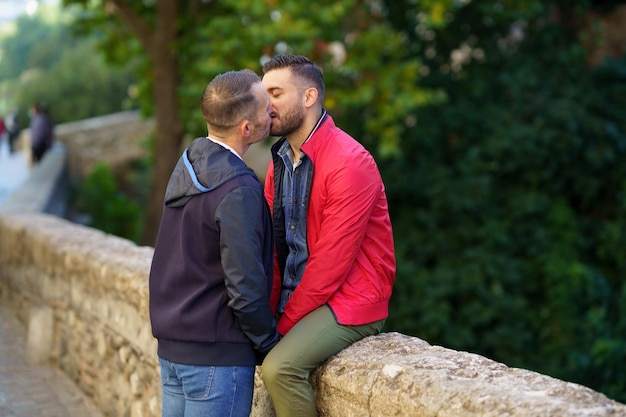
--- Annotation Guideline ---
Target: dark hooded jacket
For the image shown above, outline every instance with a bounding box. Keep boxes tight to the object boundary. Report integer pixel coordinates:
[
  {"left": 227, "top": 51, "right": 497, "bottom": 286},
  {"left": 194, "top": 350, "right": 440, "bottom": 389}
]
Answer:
[{"left": 149, "top": 137, "right": 279, "bottom": 366}]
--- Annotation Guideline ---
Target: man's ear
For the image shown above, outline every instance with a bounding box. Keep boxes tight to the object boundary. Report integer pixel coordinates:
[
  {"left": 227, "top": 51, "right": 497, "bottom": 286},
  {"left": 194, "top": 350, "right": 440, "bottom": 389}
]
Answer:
[
  {"left": 303, "top": 87, "right": 319, "bottom": 109},
  {"left": 239, "top": 119, "right": 252, "bottom": 137}
]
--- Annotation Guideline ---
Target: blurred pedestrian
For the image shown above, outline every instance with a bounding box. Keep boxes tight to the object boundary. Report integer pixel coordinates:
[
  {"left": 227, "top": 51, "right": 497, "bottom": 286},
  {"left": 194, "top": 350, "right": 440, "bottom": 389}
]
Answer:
[
  {"left": 5, "top": 108, "right": 20, "bottom": 155},
  {"left": 0, "top": 114, "right": 5, "bottom": 157},
  {"left": 29, "top": 103, "right": 53, "bottom": 164}
]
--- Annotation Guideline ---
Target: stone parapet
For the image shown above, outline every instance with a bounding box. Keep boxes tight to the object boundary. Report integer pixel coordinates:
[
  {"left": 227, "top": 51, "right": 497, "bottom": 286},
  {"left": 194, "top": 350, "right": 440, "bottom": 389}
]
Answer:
[
  {"left": 53, "top": 110, "right": 155, "bottom": 182},
  {"left": 0, "top": 213, "right": 157, "bottom": 417},
  {"left": 1, "top": 212, "right": 624, "bottom": 417}
]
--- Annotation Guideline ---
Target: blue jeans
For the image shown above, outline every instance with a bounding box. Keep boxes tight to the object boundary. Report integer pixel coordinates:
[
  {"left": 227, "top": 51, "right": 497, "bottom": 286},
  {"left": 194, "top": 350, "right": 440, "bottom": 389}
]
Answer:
[{"left": 159, "top": 357, "right": 255, "bottom": 417}]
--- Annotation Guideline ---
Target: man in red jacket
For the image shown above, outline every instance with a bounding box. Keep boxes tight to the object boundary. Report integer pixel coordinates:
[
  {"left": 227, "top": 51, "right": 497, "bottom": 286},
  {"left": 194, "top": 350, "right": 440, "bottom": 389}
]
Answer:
[{"left": 261, "top": 55, "right": 396, "bottom": 417}]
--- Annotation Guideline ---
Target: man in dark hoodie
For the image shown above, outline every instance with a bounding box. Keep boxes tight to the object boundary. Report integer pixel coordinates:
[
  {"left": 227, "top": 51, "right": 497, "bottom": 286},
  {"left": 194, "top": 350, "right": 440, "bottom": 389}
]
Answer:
[{"left": 149, "top": 69, "right": 279, "bottom": 417}]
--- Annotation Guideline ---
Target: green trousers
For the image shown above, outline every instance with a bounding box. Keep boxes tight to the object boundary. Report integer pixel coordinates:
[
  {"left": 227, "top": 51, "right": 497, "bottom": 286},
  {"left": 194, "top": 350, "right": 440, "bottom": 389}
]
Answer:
[{"left": 261, "top": 305, "right": 384, "bottom": 417}]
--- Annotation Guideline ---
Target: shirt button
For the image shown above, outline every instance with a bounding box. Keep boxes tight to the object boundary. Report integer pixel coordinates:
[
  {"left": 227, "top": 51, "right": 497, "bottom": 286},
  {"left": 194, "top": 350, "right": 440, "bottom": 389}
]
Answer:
[
  {"left": 292, "top": 250, "right": 297, "bottom": 254},
  {"left": 290, "top": 225, "right": 295, "bottom": 230}
]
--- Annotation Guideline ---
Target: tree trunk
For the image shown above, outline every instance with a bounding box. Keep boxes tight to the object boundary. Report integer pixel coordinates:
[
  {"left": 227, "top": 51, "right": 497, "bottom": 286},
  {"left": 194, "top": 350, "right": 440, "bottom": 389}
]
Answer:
[
  {"left": 140, "top": 62, "right": 183, "bottom": 246},
  {"left": 140, "top": 0, "right": 183, "bottom": 246}
]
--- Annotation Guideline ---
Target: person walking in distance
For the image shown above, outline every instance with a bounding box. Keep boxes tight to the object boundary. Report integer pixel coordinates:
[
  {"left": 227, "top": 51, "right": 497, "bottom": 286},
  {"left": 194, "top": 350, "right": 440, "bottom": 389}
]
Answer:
[
  {"left": 0, "top": 114, "right": 5, "bottom": 156},
  {"left": 5, "top": 108, "right": 20, "bottom": 155},
  {"left": 260, "top": 55, "right": 396, "bottom": 417},
  {"left": 29, "top": 103, "right": 53, "bottom": 164},
  {"left": 149, "top": 69, "right": 279, "bottom": 417}
]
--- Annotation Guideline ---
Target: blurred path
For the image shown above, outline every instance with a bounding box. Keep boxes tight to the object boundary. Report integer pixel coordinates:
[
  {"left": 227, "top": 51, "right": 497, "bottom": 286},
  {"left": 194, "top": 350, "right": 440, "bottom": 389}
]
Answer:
[
  {"left": 0, "top": 305, "right": 104, "bottom": 417},
  {"left": 0, "top": 137, "right": 30, "bottom": 206}
]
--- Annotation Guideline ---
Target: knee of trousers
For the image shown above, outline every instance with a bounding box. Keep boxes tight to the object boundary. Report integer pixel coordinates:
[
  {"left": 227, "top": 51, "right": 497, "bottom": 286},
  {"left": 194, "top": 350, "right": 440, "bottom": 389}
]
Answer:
[
  {"left": 261, "top": 353, "right": 281, "bottom": 385},
  {"left": 261, "top": 351, "right": 303, "bottom": 386}
]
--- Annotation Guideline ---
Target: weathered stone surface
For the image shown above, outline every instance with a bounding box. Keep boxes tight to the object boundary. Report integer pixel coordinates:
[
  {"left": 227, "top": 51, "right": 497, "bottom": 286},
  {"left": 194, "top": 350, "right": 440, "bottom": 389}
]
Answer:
[
  {"left": 311, "top": 333, "right": 626, "bottom": 416},
  {"left": 53, "top": 110, "right": 155, "bottom": 182},
  {"left": 26, "top": 305, "right": 55, "bottom": 365},
  {"left": 0, "top": 212, "right": 159, "bottom": 417}
]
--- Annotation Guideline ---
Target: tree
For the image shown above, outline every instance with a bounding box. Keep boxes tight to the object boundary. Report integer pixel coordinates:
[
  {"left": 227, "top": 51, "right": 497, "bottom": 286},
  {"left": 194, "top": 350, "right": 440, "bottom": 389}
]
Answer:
[
  {"left": 0, "top": 6, "right": 73, "bottom": 82},
  {"left": 63, "top": 0, "right": 182, "bottom": 245},
  {"left": 62, "top": 0, "right": 431, "bottom": 246},
  {"left": 0, "top": 4, "right": 135, "bottom": 126},
  {"left": 13, "top": 39, "right": 136, "bottom": 123}
]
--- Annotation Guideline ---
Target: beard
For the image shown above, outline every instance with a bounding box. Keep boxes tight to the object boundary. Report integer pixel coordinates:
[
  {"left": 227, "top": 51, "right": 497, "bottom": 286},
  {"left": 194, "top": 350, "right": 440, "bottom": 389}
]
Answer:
[{"left": 271, "top": 104, "right": 305, "bottom": 137}]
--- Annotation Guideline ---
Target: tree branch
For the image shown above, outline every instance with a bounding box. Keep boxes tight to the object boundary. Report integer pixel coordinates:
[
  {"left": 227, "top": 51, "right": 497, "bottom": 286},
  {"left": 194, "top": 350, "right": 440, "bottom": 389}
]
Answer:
[{"left": 106, "top": 0, "right": 155, "bottom": 51}]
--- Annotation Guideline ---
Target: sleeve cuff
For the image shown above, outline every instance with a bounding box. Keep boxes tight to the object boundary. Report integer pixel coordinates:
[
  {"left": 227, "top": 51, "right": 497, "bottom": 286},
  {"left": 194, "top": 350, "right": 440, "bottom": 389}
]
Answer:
[{"left": 277, "top": 315, "right": 296, "bottom": 336}]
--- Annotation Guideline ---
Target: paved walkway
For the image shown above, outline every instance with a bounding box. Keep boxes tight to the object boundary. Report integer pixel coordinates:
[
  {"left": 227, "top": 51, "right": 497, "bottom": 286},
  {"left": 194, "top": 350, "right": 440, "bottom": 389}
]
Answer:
[
  {"left": 0, "top": 137, "right": 30, "bottom": 206},
  {"left": 0, "top": 306, "right": 104, "bottom": 417},
  {"left": 0, "top": 139, "right": 103, "bottom": 416}
]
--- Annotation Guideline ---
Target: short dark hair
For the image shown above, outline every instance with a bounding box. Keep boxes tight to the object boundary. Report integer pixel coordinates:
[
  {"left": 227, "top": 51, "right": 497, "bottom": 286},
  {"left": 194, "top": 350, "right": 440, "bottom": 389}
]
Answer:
[
  {"left": 201, "top": 69, "right": 261, "bottom": 130},
  {"left": 262, "top": 55, "right": 325, "bottom": 103}
]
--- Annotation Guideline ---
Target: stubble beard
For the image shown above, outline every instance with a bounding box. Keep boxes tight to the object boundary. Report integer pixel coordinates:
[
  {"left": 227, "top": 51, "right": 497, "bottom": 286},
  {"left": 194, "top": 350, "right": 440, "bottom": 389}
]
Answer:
[{"left": 270, "top": 105, "right": 305, "bottom": 137}]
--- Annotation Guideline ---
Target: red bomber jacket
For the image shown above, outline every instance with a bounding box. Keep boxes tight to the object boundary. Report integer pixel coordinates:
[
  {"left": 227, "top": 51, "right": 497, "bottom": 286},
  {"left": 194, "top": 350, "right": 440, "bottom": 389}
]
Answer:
[{"left": 265, "top": 115, "right": 396, "bottom": 336}]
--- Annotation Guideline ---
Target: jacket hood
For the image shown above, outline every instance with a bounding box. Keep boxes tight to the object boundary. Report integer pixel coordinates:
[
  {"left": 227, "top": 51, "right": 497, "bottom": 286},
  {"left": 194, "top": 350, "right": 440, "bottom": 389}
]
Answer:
[{"left": 164, "top": 137, "right": 255, "bottom": 207}]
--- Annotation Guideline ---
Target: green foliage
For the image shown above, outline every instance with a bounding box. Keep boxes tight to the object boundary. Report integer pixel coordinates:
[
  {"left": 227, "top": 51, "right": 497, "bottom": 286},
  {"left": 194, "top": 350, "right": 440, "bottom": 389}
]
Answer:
[
  {"left": 64, "top": 0, "right": 430, "bottom": 146},
  {"left": 14, "top": 39, "right": 137, "bottom": 124},
  {"left": 73, "top": 162, "right": 142, "bottom": 242},
  {"left": 0, "top": 9, "right": 73, "bottom": 81},
  {"left": 0, "top": 5, "right": 137, "bottom": 123},
  {"left": 383, "top": 0, "right": 626, "bottom": 402}
]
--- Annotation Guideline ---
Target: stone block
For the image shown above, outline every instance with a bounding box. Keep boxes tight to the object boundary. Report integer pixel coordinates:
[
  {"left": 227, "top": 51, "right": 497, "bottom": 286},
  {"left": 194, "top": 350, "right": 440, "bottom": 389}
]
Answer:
[{"left": 26, "top": 305, "right": 54, "bottom": 365}]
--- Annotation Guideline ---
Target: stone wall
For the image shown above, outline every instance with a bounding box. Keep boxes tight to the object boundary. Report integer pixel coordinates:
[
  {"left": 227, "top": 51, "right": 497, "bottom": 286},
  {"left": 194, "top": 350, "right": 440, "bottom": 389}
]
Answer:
[
  {"left": 0, "top": 213, "right": 625, "bottom": 417},
  {"left": 0, "top": 213, "right": 157, "bottom": 417},
  {"left": 53, "top": 111, "right": 155, "bottom": 182}
]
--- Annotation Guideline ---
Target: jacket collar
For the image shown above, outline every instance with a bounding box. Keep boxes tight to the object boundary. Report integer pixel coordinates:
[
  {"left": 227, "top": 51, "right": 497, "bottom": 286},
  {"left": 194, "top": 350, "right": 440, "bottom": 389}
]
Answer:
[{"left": 271, "top": 110, "right": 332, "bottom": 158}]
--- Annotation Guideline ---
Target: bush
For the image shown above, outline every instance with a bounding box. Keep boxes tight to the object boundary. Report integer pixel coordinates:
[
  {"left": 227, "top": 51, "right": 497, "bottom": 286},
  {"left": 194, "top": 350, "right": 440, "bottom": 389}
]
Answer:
[
  {"left": 383, "top": 22, "right": 626, "bottom": 402},
  {"left": 72, "top": 162, "right": 142, "bottom": 242}
]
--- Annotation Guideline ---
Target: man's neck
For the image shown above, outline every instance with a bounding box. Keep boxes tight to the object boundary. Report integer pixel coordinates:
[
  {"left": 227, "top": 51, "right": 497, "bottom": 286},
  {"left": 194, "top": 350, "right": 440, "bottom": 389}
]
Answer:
[
  {"left": 208, "top": 136, "right": 245, "bottom": 159},
  {"left": 286, "top": 109, "right": 324, "bottom": 162}
]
